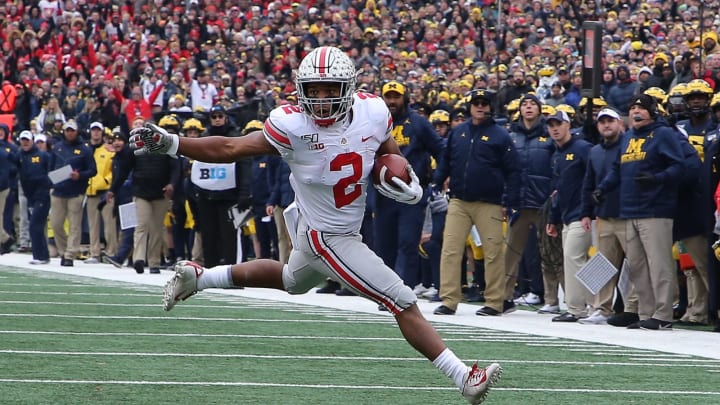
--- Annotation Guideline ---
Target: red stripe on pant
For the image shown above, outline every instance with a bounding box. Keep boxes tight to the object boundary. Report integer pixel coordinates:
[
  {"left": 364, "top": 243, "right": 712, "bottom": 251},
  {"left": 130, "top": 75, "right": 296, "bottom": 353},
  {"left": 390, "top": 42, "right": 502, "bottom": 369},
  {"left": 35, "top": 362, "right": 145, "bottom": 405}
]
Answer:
[{"left": 309, "top": 230, "right": 400, "bottom": 314}]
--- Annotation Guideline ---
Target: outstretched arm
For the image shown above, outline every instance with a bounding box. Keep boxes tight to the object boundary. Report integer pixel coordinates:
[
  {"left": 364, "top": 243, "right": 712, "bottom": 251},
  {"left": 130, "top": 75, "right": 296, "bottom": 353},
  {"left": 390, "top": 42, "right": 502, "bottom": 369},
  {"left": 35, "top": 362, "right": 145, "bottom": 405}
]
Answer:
[
  {"left": 177, "top": 131, "right": 279, "bottom": 162},
  {"left": 131, "top": 124, "right": 279, "bottom": 162}
]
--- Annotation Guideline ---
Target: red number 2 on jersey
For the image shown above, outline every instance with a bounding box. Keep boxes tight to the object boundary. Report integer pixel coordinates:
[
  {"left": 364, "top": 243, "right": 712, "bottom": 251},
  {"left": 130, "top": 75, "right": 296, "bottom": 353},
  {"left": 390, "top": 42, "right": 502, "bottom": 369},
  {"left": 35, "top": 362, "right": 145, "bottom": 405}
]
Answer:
[{"left": 330, "top": 152, "right": 363, "bottom": 209}]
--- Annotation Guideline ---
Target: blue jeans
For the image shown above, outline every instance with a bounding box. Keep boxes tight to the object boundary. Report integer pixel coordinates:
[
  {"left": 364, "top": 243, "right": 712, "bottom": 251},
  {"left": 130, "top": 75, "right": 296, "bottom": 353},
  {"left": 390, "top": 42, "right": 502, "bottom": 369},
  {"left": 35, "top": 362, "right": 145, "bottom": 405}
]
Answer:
[
  {"left": 28, "top": 195, "right": 50, "bottom": 261},
  {"left": 111, "top": 228, "right": 135, "bottom": 264}
]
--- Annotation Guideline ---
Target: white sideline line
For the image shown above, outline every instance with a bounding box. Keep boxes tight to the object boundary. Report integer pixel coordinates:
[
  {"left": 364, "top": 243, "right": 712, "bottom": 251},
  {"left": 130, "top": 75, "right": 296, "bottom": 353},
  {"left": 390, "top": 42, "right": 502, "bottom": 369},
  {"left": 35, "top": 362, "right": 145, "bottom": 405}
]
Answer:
[
  {"left": 629, "top": 357, "right": 720, "bottom": 363},
  {"left": 565, "top": 350, "right": 675, "bottom": 356},
  {"left": 0, "top": 330, "right": 608, "bottom": 346},
  {"left": 1, "top": 283, "right": 134, "bottom": 288},
  {"left": 0, "top": 330, "right": 407, "bottom": 341},
  {"left": 0, "top": 313, "right": 384, "bottom": 323},
  {"left": 0, "top": 379, "right": 718, "bottom": 396},
  {"left": 2, "top": 350, "right": 719, "bottom": 368},
  {"left": 493, "top": 388, "right": 720, "bottom": 395},
  {"left": 0, "top": 291, "right": 158, "bottom": 297},
  {"left": 0, "top": 329, "right": 571, "bottom": 344},
  {"left": 1, "top": 300, "right": 341, "bottom": 311},
  {"left": 526, "top": 343, "right": 619, "bottom": 348}
]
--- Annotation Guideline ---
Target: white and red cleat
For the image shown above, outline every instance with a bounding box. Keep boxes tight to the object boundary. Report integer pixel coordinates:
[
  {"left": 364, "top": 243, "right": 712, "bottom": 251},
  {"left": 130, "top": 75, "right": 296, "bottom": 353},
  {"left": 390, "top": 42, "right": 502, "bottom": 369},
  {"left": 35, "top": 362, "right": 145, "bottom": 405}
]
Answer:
[
  {"left": 462, "top": 362, "right": 503, "bottom": 404},
  {"left": 163, "top": 260, "right": 204, "bottom": 311}
]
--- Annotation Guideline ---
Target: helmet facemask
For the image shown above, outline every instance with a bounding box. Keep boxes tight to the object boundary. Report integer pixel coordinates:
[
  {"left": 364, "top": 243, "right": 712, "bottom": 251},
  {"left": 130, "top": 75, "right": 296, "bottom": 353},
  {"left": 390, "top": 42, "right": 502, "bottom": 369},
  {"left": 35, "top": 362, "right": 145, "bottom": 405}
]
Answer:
[{"left": 295, "top": 47, "right": 357, "bottom": 126}]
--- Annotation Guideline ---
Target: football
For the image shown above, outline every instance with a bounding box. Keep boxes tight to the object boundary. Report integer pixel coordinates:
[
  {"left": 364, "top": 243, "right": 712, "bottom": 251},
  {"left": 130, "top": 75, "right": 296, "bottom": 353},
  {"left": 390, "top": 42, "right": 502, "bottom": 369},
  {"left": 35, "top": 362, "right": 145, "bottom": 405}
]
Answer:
[{"left": 372, "top": 154, "right": 411, "bottom": 186}]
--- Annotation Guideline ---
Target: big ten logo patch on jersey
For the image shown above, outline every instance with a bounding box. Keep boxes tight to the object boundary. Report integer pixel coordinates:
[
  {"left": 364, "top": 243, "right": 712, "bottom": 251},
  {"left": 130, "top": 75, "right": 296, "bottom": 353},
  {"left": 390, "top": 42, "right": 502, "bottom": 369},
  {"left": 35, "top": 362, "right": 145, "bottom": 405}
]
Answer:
[
  {"left": 301, "top": 133, "right": 324, "bottom": 150},
  {"left": 621, "top": 138, "right": 646, "bottom": 163},
  {"left": 198, "top": 167, "right": 227, "bottom": 180},
  {"left": 391, "top": 124, "right": 409, "bottom": 146}
]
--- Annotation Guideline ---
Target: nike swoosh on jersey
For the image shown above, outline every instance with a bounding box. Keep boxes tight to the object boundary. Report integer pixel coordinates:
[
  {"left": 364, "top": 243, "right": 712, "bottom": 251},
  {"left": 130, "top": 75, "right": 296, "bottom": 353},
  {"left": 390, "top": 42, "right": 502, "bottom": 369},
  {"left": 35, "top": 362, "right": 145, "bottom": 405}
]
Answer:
[{"left": 361, "top": 136, "right": 372, "bottom": 142}]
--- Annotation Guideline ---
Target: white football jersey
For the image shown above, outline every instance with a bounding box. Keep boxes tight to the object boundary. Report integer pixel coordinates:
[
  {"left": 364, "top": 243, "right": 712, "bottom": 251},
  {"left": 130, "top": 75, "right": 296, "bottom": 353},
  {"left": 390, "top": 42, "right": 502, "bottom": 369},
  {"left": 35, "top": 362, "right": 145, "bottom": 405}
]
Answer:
[{"left": 264, "top": 92, "right": 392, "bottom": 234}]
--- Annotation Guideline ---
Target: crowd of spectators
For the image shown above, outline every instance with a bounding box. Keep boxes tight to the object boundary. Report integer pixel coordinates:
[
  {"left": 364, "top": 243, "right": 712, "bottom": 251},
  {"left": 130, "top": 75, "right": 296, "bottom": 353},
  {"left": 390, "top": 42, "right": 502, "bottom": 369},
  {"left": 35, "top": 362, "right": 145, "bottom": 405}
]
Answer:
[{"left": 1, "top": 0, "right": 720, "bottom": 136}]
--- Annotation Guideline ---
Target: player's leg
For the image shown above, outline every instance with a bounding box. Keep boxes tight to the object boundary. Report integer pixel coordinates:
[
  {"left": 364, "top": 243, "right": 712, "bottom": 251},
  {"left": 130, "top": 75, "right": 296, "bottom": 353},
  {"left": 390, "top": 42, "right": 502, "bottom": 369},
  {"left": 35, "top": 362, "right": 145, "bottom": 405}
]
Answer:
[
  {"left": 162, "top": 258, "right": 286, "bottom": 310},
  {"left": 303, "top": 227, "right": 502, "bottom": 403}
]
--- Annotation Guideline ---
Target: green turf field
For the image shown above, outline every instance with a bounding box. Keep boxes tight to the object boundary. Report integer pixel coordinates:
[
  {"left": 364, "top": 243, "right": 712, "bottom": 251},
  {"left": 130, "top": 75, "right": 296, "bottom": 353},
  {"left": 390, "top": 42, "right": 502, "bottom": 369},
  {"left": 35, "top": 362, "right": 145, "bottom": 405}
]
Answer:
[{"left": 1, "top": 266, "right": 719, "bottom": 404}]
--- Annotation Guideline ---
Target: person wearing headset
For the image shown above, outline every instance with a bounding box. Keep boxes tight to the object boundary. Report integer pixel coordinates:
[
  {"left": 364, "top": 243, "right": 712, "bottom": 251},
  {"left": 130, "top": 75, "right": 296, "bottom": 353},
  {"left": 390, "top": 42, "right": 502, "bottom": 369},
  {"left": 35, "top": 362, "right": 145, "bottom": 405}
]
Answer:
[
  {"left": 432, "top": 89, "right": 521, "bottom": 317},
  {"left": 593, "top": 94, "right": 685, "bottom": 330}
]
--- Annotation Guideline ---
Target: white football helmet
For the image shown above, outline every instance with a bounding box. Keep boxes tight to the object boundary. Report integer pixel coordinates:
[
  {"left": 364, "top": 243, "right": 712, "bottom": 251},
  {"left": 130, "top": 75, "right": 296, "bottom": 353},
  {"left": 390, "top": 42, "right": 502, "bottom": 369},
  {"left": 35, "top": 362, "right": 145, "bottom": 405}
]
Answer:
[{"left": 295, "top": 46, "right": 356, "bottom": 126}]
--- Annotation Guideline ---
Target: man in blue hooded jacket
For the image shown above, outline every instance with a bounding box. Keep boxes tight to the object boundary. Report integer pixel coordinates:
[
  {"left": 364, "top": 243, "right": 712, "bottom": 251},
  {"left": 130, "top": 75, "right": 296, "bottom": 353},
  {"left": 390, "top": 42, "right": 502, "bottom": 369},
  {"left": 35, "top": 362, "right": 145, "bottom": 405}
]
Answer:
[
  {"left": 595, "top": 94, "right": 685, "bottom": 330},
  {"left": 0, "top": 123, "right": 18, "bottom": 253},
  {"left": 48, "top": 120, "right": 97, "bottom": 266},
  {"left": 432, "top": 89, "right": 521, "bottom": 317}
]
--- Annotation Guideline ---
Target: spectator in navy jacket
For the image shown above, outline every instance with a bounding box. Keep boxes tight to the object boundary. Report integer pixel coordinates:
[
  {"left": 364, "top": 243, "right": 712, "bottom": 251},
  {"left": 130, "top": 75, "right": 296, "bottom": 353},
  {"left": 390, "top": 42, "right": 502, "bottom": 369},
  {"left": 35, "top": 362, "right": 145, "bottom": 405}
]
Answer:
[
  {"left": 596, "top": 94, "right": 685, "bottom": 330},
  {"left": 0, "top": 124, "right": 18, "bottom": 253},
  {"left": 376, "top": 81, "right": 445, "bottom": 295},
  {"left": 266, "top": 155, "right": 294, "bottom": 264},
  {"left": 545, "top": 110, "right": 593, "bottom": 323},
  {"left": 16, "top": 131, "right": 51, "bottom": 264},
  {"left": 432, "top": 89, "right": 521, "bottom": 317},
  {"left": 48, "top": 120, "right": 97, "bottom": 266},
  {"left": 580, "top": 108, "right": 638, "bottom": 327},
  {"left": 504, "top": 94, "right": 561, "bottom": 314}
]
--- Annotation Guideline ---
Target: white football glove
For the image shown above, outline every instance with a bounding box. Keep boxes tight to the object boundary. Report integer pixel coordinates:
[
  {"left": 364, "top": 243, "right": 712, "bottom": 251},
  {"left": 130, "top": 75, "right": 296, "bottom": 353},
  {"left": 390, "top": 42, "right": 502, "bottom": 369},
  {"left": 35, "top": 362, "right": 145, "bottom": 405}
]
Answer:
[
  {"left": 375, "top": 164, "right": 424, "bottom": 205},
  {"left": 129, "top": 122, "right": 180, "bottom": 158}
]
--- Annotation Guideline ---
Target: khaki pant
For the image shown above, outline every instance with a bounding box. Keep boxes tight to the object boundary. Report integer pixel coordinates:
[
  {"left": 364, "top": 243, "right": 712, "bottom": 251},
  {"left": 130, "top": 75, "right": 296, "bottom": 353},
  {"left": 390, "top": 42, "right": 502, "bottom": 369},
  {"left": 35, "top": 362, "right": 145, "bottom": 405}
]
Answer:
[
  {"left": 439, "top": 199, "right": 506, "bottom": 311},
  {"left": 596, "top": 218, "right": 638, "bottom": 314},
  {"left": 133, "top": 197, "right": 169, "bottom": 268},
  {"left": 681, "top": 234, "right": 709, "bottom": 323},
  {"left": 192, "top": 232, "right": 204, "bottom": 265},
  {"left": 626, "top": 218, "right": 677, "bottom": 322},
  {"left": 0, "top": 188, "right": 9, "bottom": 243},
  {"left": 504, "top": 208, "right": 564, "bottom": 305},
  {"left": 562, "top": 221, "right": 593, "bottom": 316},
  {"left": 86, "top": 194, "right": 117, "bottom": 258},
  {"left": 273, "top": 206, "right": 292, "bottom": 264},
  {"left": 50, "top": 195, "right": 84, "bottom": 259}
]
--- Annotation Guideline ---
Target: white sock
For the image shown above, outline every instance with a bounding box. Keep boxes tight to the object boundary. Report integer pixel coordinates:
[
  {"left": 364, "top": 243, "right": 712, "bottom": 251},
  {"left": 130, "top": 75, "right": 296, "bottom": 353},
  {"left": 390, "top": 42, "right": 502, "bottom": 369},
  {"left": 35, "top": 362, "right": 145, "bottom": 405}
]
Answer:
[
  {"left": 432, "top": 348, "right": 470, "bottom": 389},
  {"left": 197, "top": 265, "right": 234, "bottom": 290}
]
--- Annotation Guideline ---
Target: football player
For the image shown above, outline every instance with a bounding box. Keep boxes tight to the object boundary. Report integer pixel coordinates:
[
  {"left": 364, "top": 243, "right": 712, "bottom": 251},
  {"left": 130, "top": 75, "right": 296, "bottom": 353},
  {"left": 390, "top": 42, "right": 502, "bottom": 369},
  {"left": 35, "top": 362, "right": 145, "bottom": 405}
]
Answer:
[{"left": 130, "top": 46, "right": 502, "bottom": 404}]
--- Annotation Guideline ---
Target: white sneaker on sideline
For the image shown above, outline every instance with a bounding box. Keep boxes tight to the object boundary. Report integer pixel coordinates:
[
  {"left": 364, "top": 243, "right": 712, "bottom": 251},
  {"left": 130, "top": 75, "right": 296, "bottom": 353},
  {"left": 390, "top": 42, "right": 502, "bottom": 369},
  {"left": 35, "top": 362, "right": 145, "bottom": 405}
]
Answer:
[
  {"left": 461, "top": 362, "right": 503, "bottom": 404},
  {"left": 413, "top": 283, "right": 429, "bottom": 296},
  {"left": 578, "top": 309, "right": 608, "bottom": 325},
  {"left": 29, "top": 259, "right": 50, "bottom": 265},
  {"left": 163, "top": 260, "right": 204, "bottom": 311},
  {"left": 513, "top": 292, "right": 541, "bottom": 305},
  {"left": 421, "top": 286, "right": 438, "bottom": 299},
  {"left": 537, "top": 304, "right": 560, "bottom": 314},
  {"left": 83, "top": 257, "right": 100, "bottom": 264}
]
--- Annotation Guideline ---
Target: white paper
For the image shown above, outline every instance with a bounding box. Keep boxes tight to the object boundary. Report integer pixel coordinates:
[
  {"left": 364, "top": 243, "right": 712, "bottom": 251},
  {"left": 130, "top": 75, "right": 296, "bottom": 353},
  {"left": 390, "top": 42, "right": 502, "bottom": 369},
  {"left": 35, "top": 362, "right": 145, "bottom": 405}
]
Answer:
[
  {"left": 590, "top": 220, "right": 599, "bottom": 248},
  {"left": 617, "top": 259, "right": 632, "bottom": 301},
  {"left": 470, "top": 225, "right": 482, "bottom": 247},
  {"left": 118, "top": 202, "right": 138, "bottom": 230},
  {"left": 228, "top": 204, "right": 252, "bottom": 229},
  {"left": 575, "top": 252, "right": 618, "bottom": 295},
  {"left": 48, "top": 165, "right": 72, "bottom": 184}
]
